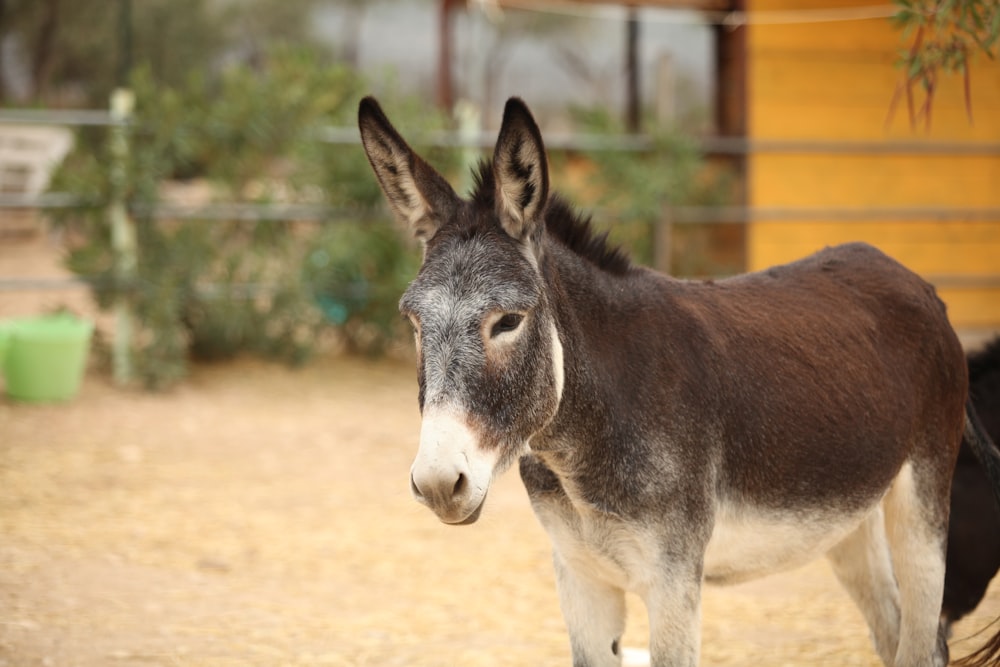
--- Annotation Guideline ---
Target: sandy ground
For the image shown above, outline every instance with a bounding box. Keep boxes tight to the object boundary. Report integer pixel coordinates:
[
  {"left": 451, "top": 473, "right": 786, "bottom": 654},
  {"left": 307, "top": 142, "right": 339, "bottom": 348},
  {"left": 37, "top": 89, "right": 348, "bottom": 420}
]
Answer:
[{"left": 2, "top": 233, "right": 1000, "bottom": 667}]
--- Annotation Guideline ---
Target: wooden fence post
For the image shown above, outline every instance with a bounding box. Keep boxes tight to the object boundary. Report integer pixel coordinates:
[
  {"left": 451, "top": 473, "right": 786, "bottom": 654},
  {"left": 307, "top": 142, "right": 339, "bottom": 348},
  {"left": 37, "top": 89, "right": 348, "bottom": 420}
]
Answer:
[
  {"left": 653, "top": 202, "right": 673, "bottom": 274},
  {"left": 455, "top": 100, "right": 481, "bottom": 197},
  {"left": 109, "top": 87, "right": 135, "bottom": 386}
]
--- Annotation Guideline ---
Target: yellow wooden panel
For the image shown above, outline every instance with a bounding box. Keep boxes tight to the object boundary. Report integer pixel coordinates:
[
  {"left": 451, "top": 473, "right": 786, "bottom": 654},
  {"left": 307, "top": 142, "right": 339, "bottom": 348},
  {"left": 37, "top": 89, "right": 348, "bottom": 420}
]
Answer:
[
  {"left": 748, "top": 220, "right": 1000, "bottom": 272},
  {"left": 747, "top": 221, "right": 1000, "bottom": 329},
  {"left": 751, "top": 154, "right": 1000, "bottom": 208},
  {"left": 751, "top": 21, "right": 892, "bottom": 53},
  {"left": 750, "top": 57, "right": 1000, "bottom": 141},
  {"left": 752, "top": 0, "right": 892, "bottom": 12},
  {"left": 936, "top": 288, "right": 1000, "bottom": 329},
  {"left": 746, "top": 0, "right": 1000, "bottom": 330},
  {"left": 747, "top": 0, "right": 1000, "bottom": 142},
  {"left": 752, "top": 58, "right": 1000, "bottom": 110},
  {"left": 752, "top": 102, "right": 1000, "bottom": 141}
]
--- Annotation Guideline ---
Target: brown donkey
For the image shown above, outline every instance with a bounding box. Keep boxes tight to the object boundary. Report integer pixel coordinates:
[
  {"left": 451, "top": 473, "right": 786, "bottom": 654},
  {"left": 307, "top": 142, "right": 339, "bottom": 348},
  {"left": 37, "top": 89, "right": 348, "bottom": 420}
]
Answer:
[{"left": 359, "top": 95, "right": 1000, "bottom": 667}]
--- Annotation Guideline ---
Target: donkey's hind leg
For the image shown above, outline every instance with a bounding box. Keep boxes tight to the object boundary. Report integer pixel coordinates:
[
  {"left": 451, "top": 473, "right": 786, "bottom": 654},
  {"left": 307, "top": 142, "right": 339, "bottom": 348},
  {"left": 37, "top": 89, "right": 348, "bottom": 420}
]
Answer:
[
  {"left": 884, "top": 461, "right": 950, "bottom": 667},
  {"left": 826, "top": 505, "right": 900, "bottom": 666}
]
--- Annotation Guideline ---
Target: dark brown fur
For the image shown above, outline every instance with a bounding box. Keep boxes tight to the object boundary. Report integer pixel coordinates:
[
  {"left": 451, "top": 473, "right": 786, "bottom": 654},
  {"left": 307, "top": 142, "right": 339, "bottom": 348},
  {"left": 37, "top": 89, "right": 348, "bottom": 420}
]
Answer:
[{"left": 944, "top": 338, "right": 1000, "bottom": 627}]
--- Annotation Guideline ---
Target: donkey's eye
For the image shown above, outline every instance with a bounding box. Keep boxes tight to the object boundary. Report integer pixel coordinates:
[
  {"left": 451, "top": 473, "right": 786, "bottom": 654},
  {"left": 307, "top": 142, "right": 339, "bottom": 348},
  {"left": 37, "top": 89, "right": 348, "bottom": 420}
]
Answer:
[{"left": 491, "top": 313, "right": 524, "bottom": 338}]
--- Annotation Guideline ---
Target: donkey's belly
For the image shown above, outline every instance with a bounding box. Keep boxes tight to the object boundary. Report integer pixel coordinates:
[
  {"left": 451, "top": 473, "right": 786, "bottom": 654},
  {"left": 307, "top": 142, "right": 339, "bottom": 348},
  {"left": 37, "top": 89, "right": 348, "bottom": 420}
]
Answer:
[{"left": 703, "top": 502, "right": 872, "bottom": 585}]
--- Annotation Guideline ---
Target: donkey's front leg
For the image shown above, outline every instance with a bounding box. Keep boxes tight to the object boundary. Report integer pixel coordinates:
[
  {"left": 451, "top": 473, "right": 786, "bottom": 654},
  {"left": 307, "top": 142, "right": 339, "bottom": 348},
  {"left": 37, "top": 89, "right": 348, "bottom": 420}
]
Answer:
[
  {"left": 553, "top": 551, "right": 626, "bottom": 667},
  {"left": 644, "top": 561, "right": 703, "bottom": 667}
]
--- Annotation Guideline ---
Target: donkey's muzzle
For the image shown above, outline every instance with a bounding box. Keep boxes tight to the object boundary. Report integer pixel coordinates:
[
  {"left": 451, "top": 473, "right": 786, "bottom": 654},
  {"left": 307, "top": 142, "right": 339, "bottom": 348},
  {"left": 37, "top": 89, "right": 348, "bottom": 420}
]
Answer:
[
  {"left": 409, "top": 408, "right": 496, "bottom": 525},
  {"left": 410, "top": 470, "right": 487, "bottom": 525}
]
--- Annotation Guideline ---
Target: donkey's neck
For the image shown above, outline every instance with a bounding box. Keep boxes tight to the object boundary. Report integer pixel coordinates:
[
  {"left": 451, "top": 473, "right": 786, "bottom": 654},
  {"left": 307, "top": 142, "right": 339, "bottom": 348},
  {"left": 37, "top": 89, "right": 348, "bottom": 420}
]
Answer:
[{"left": 535, "top": 239, "right": 691, "bottom": 453}]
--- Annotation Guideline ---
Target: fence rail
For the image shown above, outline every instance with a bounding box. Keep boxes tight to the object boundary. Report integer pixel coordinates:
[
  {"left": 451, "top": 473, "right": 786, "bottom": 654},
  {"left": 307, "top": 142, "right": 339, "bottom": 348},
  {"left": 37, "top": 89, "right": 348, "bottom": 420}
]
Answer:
[
  {"left": 6, "top": 110, "right": 1000, "bottom": 155},
  {"left": 0, "top": 108, "right": 120, "bottom": 127},
  {"left": 6, "top": 272, "right": 1000, "bottom": 293},
  {"left": 314, "top": 123, "right": 1000, "bottom": 156},
  {"left": 7, "top": 197, "right": 1000, "bottom": 224}
]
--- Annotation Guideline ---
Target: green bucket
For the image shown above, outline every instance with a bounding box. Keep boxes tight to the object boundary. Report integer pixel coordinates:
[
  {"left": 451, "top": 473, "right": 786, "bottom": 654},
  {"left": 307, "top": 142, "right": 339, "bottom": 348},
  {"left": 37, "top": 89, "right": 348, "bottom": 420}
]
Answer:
[
  {"left": 0, "top": 320, "right": 12, "bottom": 374},
  {"left": 3, "top": 314, "right": 94, "bottom": 402}
]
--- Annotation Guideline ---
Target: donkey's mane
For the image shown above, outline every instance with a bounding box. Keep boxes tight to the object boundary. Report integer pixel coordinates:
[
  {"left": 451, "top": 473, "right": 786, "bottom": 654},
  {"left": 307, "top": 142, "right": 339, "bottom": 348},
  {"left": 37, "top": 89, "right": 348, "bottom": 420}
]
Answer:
[{"left": 472, "top": 161, "right": 632, "bottom": 275}]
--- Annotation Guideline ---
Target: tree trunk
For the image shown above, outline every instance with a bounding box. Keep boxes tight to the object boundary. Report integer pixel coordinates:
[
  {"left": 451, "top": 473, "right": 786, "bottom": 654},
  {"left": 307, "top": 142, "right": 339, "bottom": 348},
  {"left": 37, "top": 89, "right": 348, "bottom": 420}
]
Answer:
[
  {"left": 0, "top": 0, "right": 8, "bottom": 104},
  {"left": 625, "top": 8, "right": 640, "bottom": 133},
  {"left": 31, "top": 0, "right": 60, "bottom": 103},
  {"left": 436, "top": 0, "right": 459, "bottom": 112}
]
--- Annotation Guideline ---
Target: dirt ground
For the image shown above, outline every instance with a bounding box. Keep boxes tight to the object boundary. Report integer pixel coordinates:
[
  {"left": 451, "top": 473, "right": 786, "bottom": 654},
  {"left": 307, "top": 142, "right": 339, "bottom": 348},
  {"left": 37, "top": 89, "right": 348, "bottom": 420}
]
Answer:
[{"left": 2, "top": 234, "right": 1000, "bottom": 667}]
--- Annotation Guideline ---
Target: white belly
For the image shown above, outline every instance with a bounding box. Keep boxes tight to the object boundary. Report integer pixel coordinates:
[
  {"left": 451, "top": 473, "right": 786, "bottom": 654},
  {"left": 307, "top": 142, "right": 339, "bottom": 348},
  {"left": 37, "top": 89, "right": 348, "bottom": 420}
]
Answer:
[
  {"left": 533, "top": 492, "right": 877, "bottom": 593},
  {"left": 703, "top": 503, "right": 871, "bottom": 585}
]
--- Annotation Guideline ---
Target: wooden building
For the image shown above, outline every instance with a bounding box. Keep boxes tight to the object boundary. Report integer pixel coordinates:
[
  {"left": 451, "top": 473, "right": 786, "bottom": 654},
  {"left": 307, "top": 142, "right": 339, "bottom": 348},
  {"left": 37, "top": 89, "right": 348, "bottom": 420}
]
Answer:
[{"left": 746, "top": 0, "right": 1000, "bottom": 339}]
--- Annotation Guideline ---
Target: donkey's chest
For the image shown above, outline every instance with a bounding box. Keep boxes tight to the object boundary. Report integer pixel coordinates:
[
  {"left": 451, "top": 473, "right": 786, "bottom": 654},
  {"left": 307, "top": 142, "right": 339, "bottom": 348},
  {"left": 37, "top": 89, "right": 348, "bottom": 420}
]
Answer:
[{"left": 538, "top": 503, "right": 665, "bottom": 593}]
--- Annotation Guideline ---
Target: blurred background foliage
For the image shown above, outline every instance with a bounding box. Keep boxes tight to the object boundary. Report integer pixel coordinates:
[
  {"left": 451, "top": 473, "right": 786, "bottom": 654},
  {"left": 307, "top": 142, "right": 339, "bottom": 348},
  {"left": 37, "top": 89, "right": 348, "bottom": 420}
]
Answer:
[
  {"left": 4, "top": 0, "right": 729, "bottom": 389},
  {"left": 567, "top": 106, "right": 734, "bottom": 274},
  {"left": 0, "top": 0, "right": 331, "bottom": 107},
  {"left": 48, "top": 44, "right": 448, "bottom": 388}
]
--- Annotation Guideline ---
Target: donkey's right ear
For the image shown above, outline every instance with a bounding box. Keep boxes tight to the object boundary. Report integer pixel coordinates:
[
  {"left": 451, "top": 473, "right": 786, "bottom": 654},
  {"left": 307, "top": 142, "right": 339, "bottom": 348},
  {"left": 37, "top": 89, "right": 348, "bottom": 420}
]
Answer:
[{"left": 358, "top": 97, "right": 459, "bottom": 241}]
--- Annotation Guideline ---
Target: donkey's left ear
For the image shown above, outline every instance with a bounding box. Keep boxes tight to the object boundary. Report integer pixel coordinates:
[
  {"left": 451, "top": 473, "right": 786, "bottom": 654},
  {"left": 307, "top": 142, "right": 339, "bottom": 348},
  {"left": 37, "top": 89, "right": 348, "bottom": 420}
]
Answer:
[
  {"left": 493, "top": 98, "right": 549, "bottom": 243},
  {"left": 358, "top": 96, "right": 459, "bottom": 242}
]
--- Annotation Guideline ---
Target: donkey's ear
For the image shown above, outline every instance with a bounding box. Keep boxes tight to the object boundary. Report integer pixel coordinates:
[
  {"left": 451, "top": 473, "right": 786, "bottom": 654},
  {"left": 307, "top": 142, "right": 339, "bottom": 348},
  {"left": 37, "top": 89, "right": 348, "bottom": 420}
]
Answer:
[
  {"left": 493, "top": 97, "right": 549, "bottom": 242},
  {"left": 358, "top": 97, "right": 459, "bottom": 241}
]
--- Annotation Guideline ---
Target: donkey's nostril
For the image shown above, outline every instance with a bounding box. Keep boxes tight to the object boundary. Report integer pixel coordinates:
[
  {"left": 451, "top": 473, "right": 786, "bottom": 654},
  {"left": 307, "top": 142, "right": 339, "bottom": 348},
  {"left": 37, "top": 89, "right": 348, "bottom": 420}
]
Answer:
[
  {"left": 410, "top": 472, "right": 424, "bottom": 499},
  {"left": 452, "top": 472, "right": 466, "bottom": 498}
]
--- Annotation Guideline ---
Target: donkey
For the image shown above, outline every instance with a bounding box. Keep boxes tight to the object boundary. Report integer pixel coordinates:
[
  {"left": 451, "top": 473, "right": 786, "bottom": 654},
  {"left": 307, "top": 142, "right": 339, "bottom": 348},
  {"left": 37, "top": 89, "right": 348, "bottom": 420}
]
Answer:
[
  {"left": 944, "top": 337, "right": 1000, "bottom": 628},
  {"left": 358, "top": 96, "right": 1000, "bottom": 667}
]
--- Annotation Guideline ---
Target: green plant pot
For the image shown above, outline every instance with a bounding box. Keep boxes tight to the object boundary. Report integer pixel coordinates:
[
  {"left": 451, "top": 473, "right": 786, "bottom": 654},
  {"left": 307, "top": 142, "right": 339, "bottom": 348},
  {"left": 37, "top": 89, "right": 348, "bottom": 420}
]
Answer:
[
  {"left": 4, "top": 314, "right": 94, "bottom": 402},
  {"left": 0, "top": 320, "right": 12, "bottom": 373}
]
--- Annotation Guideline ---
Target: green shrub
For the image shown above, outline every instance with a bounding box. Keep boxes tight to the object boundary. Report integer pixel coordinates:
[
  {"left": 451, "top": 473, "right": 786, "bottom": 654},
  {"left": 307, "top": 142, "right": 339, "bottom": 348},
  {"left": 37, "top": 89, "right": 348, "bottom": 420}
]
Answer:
[
  {"left": 304, "top": 220, "right": 420, "bottom": 355},
  {"left": 50, "top": 46, "right": 451, "bottom": 389},
  {"left": 567, "top": 106, "right": 735, "bottom": 274}
]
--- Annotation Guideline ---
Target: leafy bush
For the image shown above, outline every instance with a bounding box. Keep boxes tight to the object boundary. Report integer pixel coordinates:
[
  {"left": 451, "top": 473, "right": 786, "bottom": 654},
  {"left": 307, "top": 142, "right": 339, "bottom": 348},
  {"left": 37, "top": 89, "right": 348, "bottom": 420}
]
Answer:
[
  {"left": 304, "top": 220, "right": 420, "bottom": 355},
  {"left": 566, "top": 107, "right": 736, "bottom": 275},
  {"left": 50, "top": 46, "right": 450, "bottom": 389}
]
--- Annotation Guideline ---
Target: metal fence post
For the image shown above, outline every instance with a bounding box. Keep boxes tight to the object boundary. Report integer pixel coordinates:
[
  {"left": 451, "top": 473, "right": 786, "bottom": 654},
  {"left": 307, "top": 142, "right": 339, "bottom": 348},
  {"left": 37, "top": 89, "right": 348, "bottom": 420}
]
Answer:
[
  {"left": 455, "top": 100, "right": 481, "bottom": 196},
  {"left": 109, "top": 87, "right": 135, "bottom": 386},
  {"left": 653, "top": 201, "right": 673, "bottom": 274}
]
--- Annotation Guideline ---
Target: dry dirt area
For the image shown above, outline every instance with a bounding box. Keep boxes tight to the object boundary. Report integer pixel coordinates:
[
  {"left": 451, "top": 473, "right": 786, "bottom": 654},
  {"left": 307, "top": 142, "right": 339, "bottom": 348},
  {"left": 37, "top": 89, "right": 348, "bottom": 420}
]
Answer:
[{"left": 2, "top": 234, "right": 1000, "bottom": 667}]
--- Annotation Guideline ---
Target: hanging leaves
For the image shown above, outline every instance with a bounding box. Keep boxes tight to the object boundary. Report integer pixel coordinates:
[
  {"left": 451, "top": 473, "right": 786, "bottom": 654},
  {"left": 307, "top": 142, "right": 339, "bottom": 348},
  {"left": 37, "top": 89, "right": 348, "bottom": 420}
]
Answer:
[{"left": 889, "top": 0, "right": 999, "bottom": 130}]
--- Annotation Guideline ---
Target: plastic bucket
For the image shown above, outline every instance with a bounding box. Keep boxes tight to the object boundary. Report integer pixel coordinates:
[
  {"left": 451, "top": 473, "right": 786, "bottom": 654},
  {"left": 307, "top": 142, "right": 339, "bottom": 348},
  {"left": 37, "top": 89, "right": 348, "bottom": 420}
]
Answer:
[
  {"left": 3, "top": 314, "right": 94, "bottom": 402},
  {"left": 0, "top": 320, "right": 12, "bottom": 373}
]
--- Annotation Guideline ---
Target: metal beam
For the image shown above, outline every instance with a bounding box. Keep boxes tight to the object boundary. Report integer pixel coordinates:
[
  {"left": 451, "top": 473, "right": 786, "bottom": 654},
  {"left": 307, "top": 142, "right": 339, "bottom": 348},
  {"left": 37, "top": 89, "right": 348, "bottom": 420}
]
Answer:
[{"left": 495, "top": 0, "right": 732, "bottom": 11}]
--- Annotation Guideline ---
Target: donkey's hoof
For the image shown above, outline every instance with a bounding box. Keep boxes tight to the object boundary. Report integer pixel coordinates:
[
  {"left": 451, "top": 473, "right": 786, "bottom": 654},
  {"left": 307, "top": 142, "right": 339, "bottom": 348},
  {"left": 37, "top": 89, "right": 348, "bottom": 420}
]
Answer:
[{"left": 621, "top": 647, "right": 650, "bottom": 667}]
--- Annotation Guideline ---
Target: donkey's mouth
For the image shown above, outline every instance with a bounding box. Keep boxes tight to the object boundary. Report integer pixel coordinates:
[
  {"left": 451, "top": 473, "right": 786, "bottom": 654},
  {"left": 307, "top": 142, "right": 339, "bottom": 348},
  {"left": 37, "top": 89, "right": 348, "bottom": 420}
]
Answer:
[{"left": 443, "top": 493, "right": 487, "bottom": 526}]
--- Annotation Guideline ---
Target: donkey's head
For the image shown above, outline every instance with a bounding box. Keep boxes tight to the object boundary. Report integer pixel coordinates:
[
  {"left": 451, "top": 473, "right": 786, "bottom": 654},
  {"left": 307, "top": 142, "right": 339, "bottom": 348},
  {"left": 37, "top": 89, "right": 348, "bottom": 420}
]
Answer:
[{"left": 359, "top": 97, "right": 564, "bottom": 525}]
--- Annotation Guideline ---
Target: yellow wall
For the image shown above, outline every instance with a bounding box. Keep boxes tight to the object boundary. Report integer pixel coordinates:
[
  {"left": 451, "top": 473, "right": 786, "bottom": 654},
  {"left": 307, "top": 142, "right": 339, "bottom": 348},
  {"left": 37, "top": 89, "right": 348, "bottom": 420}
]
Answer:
[{"left": 747, "top": 0, "right": 1000, "bottom": 332}]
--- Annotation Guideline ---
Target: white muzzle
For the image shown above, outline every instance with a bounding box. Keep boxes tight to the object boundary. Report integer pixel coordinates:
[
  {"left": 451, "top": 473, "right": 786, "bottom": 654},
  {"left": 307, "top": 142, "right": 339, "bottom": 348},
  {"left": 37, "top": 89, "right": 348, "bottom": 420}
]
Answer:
[{"left": 409, "top": 408, "right": 497, "bottom": 525}]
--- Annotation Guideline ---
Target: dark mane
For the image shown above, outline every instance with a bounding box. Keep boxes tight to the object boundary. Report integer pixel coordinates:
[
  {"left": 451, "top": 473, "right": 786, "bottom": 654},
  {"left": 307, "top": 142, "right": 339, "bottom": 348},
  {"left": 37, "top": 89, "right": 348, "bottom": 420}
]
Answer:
[{"left": 471, "top": 161, "right": 632, "bottom": 275}]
